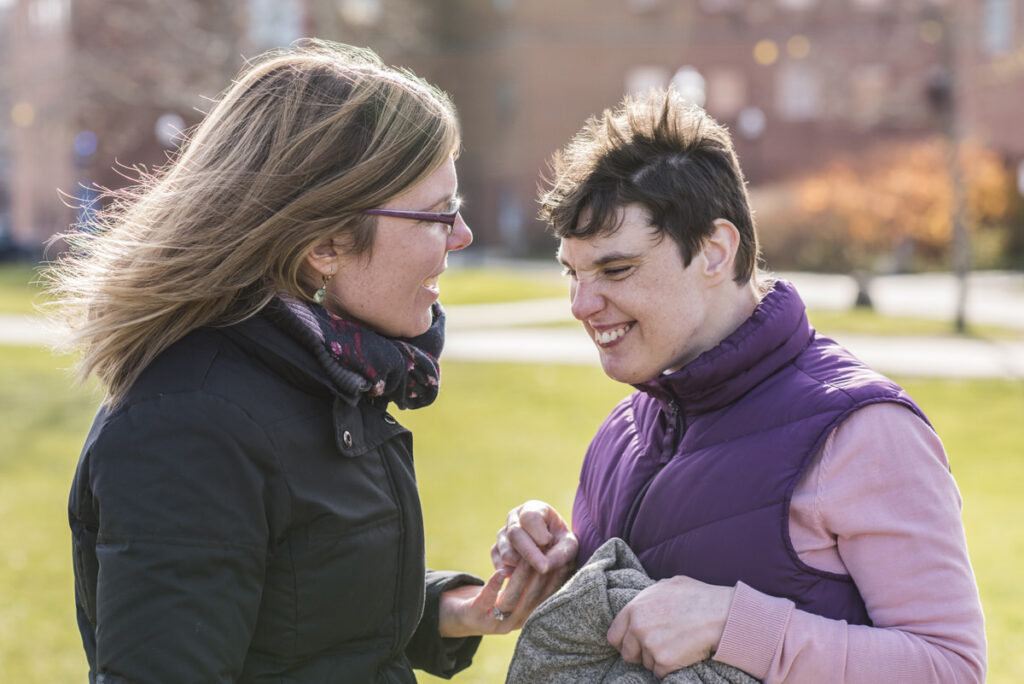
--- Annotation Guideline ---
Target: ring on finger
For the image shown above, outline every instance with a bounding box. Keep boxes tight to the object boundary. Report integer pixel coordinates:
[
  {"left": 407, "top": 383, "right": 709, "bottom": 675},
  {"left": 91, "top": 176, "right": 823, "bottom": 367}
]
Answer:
[{"left": 492, "top": 605, "right": 513, "bottom": 621}]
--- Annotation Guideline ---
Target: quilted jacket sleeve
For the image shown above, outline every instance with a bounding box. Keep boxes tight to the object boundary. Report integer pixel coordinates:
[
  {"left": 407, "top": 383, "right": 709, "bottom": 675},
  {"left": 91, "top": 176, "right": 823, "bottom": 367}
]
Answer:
[
  {"left": 82, "top": 393, "right": 278, "bottom": 683},
  {"left": 405, "top": 570, "right": 484, "bottom": 678}
]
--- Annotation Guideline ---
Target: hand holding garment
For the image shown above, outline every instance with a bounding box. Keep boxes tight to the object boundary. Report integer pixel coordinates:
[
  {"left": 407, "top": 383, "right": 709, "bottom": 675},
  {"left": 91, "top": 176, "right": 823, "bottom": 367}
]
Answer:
[{"left": 506, "top": 538, "right": 759, "bottom": 684}]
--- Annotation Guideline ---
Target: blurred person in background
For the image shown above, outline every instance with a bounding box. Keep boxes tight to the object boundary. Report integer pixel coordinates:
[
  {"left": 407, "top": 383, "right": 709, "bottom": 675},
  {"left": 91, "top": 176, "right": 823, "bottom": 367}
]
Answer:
[
  {"left": 492, "top": 89, "right": 985, "bottom": 683},
  {"left": 47, "top": 41, "right": 566, "bottom": 683}
]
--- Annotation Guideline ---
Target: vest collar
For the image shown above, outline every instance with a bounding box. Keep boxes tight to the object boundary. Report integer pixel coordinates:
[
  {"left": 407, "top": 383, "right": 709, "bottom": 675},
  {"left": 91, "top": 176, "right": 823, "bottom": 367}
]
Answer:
[{"left": 634, "top": 280, "right": 813, "bottom": 413}]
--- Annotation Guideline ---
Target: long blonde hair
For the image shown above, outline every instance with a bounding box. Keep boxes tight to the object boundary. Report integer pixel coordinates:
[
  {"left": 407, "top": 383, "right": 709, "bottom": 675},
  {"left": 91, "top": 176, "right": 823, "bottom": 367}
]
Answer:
[{"left": 45, "top": 40, "right": 460, "bottom": 407}]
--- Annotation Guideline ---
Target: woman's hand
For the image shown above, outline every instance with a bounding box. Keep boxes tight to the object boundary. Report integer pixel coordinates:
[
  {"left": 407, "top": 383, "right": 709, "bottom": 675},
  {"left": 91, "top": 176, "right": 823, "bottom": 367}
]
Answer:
[
  {"left": 490, "top": 500, "right": 578, "bottom": 615},
  {"left": 491, "top": 500, "right": 577, "bottom": 574},
  {"left": 607, "top": 575, "right": 736, "bottom": 679},
  {"left": 437, "top": 565, "right": 573, "bottom": 637}
]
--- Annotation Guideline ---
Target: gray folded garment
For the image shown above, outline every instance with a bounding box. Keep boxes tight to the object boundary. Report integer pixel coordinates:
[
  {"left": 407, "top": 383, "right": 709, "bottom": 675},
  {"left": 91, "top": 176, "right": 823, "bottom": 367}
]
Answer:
[{"left": 505, "top": 537, "right": 761, "bottom": 683}]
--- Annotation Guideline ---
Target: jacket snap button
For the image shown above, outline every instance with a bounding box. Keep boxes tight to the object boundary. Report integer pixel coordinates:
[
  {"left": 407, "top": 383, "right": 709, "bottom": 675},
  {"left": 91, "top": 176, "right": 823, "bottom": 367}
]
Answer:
[
  {"left": 383, "top": 414, "right": 396, "bottom": 425},
  {"left": 342, "top": 430, "right": 353, "bottom": 448}
]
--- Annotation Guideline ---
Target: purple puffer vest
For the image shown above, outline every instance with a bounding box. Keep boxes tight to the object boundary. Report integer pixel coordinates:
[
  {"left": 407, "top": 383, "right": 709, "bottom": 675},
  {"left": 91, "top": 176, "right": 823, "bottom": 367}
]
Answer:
[{"left": 572, "top": 280, "right": 929, "bottom": 625}]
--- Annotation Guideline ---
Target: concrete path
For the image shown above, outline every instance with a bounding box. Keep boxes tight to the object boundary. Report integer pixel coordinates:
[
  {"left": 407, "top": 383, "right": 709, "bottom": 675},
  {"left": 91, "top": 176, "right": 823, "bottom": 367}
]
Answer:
[
  {"left": 0, "top": 314, "right": 56, "bottom": 346},
  {"left": 4, "top": 271, "right": 1023, "bottom": 379},
  {"left": 783, "top": 271, "right": 1024, "bottom": 330},
  {"left": 442, "top": 321, "right": 1024, "bottom": 379},
  {"left": 440, "top": 270, "right": 1024, "bottom": 379}
]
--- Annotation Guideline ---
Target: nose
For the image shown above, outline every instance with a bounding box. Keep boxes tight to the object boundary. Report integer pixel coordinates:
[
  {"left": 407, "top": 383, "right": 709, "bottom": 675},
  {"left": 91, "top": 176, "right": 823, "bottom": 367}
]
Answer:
[
  {"left": 570, "top": 277, "right": 604, "bottom": 322},
  {"left": 446, "top": 214, "right": 473, "bottom": 252}
]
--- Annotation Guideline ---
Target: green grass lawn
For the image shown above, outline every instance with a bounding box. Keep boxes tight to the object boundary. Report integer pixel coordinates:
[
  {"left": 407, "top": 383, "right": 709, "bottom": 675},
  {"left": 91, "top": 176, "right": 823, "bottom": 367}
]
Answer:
[
  {"left": 2, "top": 261, "right": 1019, "bottom": 340},
  {"left": 0, "top": 263, "right": 49, "bottom": 314},
  {"left": 0, "top": 346, "right": 104, "bottom": 682},
  {"left": 0, "top": 262, "right": 567, "bottom": 315},
  {"left": 2, "top": 261, "right": 1022, "bottom": 681},
  {"left": 808, "top": 306, "right": 1022, "bottom": 340},
  {"left": 2, "top": 345, "right": 1022, "bottom": 682},
  {"left": 439, "top": 264, "right": 565, "bottom": 305}
]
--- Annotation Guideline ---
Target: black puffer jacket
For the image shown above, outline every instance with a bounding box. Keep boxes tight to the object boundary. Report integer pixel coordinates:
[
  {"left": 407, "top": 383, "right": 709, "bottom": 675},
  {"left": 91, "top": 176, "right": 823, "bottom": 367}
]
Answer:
[{"left": 68, "top": 304, "right": 481, "bottom": 683}]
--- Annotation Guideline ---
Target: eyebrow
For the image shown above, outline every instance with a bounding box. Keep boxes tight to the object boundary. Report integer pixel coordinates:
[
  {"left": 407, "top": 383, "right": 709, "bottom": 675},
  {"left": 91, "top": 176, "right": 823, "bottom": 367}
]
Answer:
[{"left": 558, "top": 250, "right": 644, "bottom": 269}]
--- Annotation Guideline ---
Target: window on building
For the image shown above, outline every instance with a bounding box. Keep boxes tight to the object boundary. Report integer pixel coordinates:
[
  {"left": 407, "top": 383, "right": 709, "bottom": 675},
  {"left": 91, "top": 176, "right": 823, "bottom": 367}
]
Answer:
[
  {"left": 671, "top": 66, "right": 706, "bottom": 106},
  {"left": 754, "top": 40, "right": 780, "bottom": 66},
  {"left": 736, "top": 106, "right": 766, "bottom": 140},
  {"left": 982, "top": 0, "right": 1015, "bottom": 56},
  {"left": 849, "top": 64, "right": 888, "bottom": 127},
  {"left": 496, "top": 76, "right": 517, "bottom": 126},
  {"left": 627, "top": 0, "right": 666, "bottom": 13},
  {"left": 776, "top": 0, "right": 818, "bottom": 10},
  {"left": 248, "top": 0, "right": 305, "bottom": 49},
  {"left": 28, "top": 0, "right": 68, "bottom": 33},
  {"left": 498, "top": 184, "right": 526, "bottom": 255},
  {"left": 775, "top": 61, "right": 821, "bottom": 121},
  {"left": 706, "top": 68, "right": 746, "bottom": 118},
  {"left": 492, "top": 0, "right": 516, "bottom": 14},
  {"left": 338, "top": 0, "right": 383, "bottom": 27},
  {"left": 700, "top": 0, "right": 743, "bottom": 13},
  {"left": 625, "top": 66, "right": 669, "bottom": 95}
]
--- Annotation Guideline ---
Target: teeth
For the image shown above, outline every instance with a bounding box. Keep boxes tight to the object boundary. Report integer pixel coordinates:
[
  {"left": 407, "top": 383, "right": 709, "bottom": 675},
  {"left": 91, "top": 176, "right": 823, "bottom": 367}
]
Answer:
[
  {"left": 594, "top": 324, "right": 632, "bottom": 345},
  {"left": 423, "top": 276, "right": 439, "bottom": 288}
]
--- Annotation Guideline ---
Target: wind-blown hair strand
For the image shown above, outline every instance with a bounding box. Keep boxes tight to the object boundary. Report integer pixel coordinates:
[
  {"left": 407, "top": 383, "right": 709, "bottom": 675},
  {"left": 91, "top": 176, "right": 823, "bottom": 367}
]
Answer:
[{"left": 44, "top": 40, "right": 460, "bottom": 407}]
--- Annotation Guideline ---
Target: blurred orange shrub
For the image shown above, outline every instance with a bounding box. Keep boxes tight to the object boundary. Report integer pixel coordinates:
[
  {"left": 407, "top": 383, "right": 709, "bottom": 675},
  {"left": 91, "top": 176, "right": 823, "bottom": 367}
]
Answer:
[{"left": 755, "top": 137, "right": 1015, "bottom": 273}]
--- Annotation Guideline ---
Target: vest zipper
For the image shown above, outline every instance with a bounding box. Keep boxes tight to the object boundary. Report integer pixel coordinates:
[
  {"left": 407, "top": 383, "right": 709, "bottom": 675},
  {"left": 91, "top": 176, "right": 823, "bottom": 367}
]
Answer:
[
  {"left": 622, "top": 478, "right": 654, "bottom": 546},
  {"left": 622, "top": 400, "right": 686, "bottom": 546}
]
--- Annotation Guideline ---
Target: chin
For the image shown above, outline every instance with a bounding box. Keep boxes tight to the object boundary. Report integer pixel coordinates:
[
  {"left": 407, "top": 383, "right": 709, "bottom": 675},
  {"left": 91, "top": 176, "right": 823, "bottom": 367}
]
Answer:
[
  {"left": 600, "top": 361, "right": 652, "bottom": 386},
  {"left": 391, "top": 314, "right": 433, "bottom": 339}
]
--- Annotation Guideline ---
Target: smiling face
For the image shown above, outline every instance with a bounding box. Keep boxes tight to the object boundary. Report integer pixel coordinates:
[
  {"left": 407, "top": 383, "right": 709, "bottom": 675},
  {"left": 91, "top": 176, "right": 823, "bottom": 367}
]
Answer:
[
  {"left": 316, "top": 157, "right": 472, "bottom": 338},
  {"left": 559, "top": 204, "right": 750, "bottom": 385}
]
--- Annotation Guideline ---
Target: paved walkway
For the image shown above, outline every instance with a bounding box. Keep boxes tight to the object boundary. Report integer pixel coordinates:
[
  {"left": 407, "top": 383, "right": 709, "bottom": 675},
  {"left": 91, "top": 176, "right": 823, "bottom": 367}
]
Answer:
[
  {"left": 4, "top": 271, "right": 1023, "bottom": 379},
  {"left": 440, "top": 271, "right": 1024, "bottom": 379},
  {"left": 441, "top": 325, "right": 1024, "bottom": 379}
]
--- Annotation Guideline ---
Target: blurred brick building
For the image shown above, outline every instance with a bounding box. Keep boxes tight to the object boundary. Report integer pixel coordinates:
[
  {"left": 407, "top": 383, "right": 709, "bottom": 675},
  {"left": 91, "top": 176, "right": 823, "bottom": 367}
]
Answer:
[
  {"left": 1, "top": 0, "right": 1022, "bottom": 256},
  {"left": 2, "top": 0, "right": 248, "bottom": 250},
  {"left": 410, "top": 0, "right": 1024, "bottom": 256},
  {"left": 959, "top": 0, "right": 1024, "bottom": 161},
  {"left": 0, "top": 1, "right": 12, "bottom": 250}
]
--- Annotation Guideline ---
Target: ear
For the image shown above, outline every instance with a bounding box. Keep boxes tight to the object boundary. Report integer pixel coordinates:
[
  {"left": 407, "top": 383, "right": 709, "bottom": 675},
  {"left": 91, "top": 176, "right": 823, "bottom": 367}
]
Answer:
[
  {"left": 304, "top": 239, "right": 341, "bottom": 278},
  {"left": 700, "top": 219, "right": 740, "bottom": 283}
]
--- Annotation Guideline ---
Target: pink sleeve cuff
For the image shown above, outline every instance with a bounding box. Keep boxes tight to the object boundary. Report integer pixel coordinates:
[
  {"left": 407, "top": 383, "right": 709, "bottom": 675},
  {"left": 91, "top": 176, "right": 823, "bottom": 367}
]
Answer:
[{"left": 714, "top": 581, "right": 794, "bottom": 679}]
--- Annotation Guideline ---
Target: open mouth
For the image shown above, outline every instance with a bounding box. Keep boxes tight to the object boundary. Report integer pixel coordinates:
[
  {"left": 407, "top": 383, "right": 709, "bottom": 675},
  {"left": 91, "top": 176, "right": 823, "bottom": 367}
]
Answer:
[
  {"left": 593, "top": 323, "right": 633, "bottom": 346},
  {"left": 423, "top": 275, "right": 440, "bottom": 292}
]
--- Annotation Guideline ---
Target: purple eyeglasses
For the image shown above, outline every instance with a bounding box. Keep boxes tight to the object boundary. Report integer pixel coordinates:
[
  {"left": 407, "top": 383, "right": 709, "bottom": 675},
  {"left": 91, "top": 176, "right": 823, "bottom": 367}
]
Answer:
[{"left": 362, "top": 200, "right": 461, "bottom": 234}]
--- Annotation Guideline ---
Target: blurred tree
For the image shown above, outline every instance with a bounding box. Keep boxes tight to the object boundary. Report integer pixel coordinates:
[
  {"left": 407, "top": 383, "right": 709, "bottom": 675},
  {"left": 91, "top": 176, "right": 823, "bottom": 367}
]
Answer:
[
  {"left": 790, "top": 138, "right": 1012, "bottom": 273},
  {"left": 72, "top": 0, "right": 242, "bottom": 112},
  {"left": 69, "top": 0, "right": 245, "bottom": 186},
  {"left": 1006, "top": 184, "right": 1024, "bottom": 269}
]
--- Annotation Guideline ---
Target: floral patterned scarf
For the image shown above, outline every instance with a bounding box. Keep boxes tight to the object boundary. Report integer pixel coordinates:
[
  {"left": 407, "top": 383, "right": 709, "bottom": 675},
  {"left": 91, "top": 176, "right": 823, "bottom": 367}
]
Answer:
[{"left": 279, "top": 293, "right": 444, "bottom": 410}]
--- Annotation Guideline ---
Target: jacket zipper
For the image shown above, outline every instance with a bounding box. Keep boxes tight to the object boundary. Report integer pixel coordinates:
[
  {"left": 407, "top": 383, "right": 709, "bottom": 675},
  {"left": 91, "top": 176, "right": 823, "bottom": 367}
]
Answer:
[
  {"left": 622, "top": 399, "right": 686, "bottom": 546},
  {"left": 377, "top": 441, "right": 410, "bottom": 660}
]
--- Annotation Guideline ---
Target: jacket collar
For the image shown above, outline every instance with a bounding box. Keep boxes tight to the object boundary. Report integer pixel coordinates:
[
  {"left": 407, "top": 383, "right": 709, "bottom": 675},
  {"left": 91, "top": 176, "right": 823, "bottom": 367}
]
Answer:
[
  {"left": 634, "top": 280, "right": 813, "bottom": 413},
  {"left": 219, "top": 301, "right": 366, "bottom": 406}
]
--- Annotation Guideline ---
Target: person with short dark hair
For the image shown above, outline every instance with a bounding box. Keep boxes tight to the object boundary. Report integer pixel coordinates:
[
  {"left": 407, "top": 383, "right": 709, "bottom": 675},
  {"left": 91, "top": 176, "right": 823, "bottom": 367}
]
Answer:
[{"left": 493, "top": 89, "right": 986, "bottom": 683}]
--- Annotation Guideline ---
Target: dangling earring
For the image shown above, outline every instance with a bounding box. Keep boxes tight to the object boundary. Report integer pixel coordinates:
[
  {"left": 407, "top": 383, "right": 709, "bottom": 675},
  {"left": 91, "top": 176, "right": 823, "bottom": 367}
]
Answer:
[{"left": 313, "top": 273, "right": 332, "bottom": 304}]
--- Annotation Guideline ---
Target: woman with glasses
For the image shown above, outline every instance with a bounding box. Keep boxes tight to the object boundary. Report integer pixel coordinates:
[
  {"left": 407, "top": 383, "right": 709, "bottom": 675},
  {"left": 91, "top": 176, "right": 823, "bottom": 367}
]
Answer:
[{"left": 50, "top": 41, "right": 567, "bottom": 683}]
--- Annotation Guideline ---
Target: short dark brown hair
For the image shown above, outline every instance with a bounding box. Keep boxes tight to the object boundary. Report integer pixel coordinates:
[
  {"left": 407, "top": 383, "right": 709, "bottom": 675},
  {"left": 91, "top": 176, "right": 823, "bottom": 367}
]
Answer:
[{"left": 539, "top": 89, "right": 759, "bottom": 283}]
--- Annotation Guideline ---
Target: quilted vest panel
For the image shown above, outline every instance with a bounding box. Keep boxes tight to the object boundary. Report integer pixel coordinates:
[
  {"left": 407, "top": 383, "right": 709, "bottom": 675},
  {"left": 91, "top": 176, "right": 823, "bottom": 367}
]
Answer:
[{"left": 573, "top": 281, "right": 928, "bottom": 625}]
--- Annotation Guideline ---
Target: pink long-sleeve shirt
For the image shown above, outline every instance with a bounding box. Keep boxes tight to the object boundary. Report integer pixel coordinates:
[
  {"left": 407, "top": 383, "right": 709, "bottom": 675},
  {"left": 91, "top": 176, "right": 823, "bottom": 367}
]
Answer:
[{"left": 713, "top": 402, "right": 987, "bottom": 683}]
